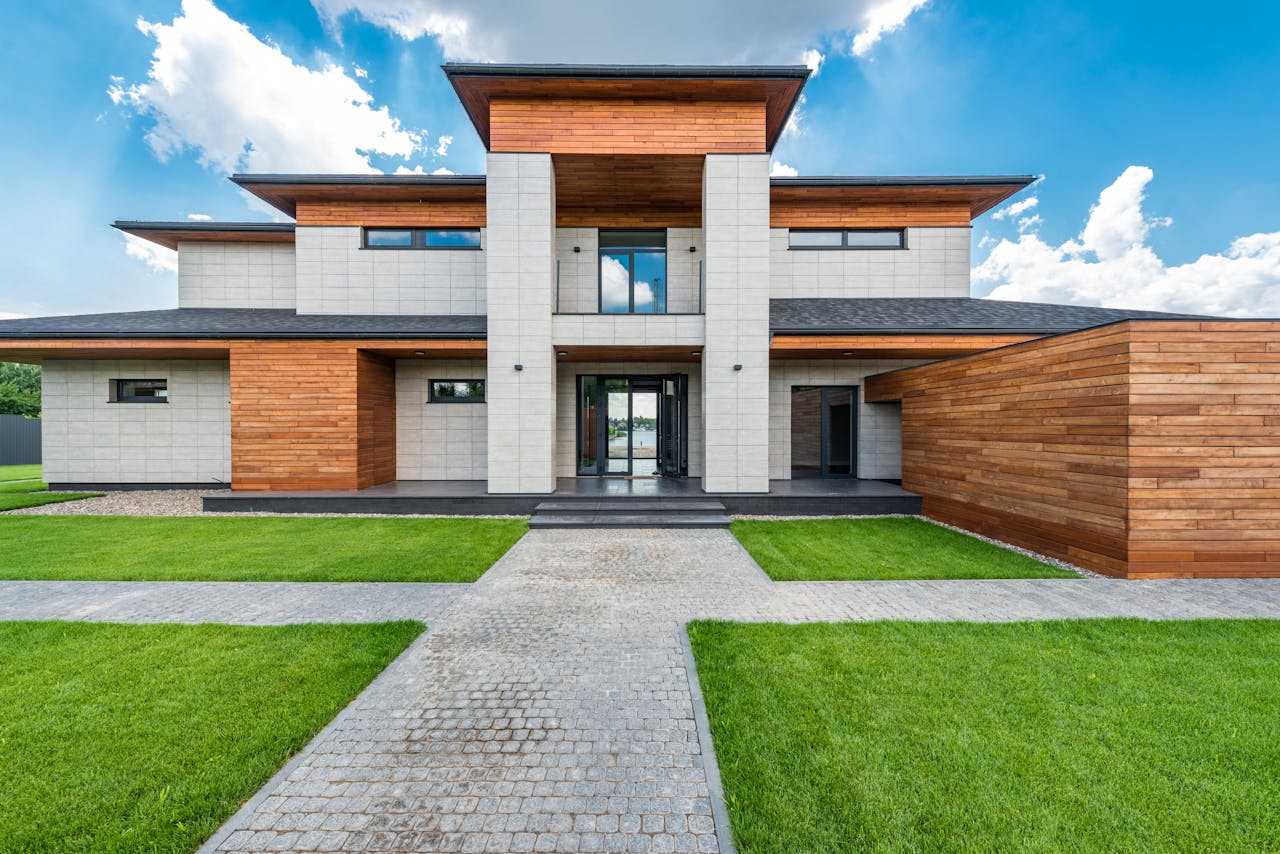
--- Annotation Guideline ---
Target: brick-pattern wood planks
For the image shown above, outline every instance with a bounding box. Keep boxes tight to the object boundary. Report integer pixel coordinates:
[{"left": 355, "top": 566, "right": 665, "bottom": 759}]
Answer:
[{"left": 865, "top": 321, "right": 1280, "bottom": 578}]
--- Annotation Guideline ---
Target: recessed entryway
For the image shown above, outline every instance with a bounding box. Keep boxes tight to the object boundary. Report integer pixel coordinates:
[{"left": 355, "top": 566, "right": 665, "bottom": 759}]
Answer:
[
  {"left": 791, "top": 386, "right": 858, "bottom": 478},
  {"left": 577, "top": 374, "right": 688, "bottom": 478}
]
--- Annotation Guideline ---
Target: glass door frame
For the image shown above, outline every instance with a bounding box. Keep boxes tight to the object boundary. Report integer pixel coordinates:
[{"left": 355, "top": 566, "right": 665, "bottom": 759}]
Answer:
[
  {"left": 576, "top": 374, "right": 688, "bottom": 477},
  {"left": 790, "top": 385, "right": 859, "bottom": 479}
]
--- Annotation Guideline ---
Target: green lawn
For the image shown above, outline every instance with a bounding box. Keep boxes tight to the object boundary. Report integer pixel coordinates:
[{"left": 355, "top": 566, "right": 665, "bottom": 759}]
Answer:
[
  {"left": 689, "top": 619, "right": 1280, "bottom": 853},
  {"left": 0, "top": 475, "right": 101, "bottom": 511},
  {"left": 0, "top": 620, "right": 422, "bottom": 852},
  {"left": 731, "top": 516, "right": 1076, "bottom": 580},
  {"left": 0, "top": 463, "right": 40, "bottom": 482},
  {"left": 0, "top": 516, "right": 526, "bottom": 581}
]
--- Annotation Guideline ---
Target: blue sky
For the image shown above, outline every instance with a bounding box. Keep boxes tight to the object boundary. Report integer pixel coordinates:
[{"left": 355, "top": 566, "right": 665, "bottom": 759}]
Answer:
[{"left": 1, "top": 0, "right": 1278, "bottom": 318}]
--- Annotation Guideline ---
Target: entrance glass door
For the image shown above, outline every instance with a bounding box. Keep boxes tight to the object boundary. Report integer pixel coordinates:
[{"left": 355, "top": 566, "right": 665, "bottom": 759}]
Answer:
[
  {"left": 578, "top": 375, "right": 687, "bottom": 477},
  {"left": 790, "top": 386, "right": 858, "bottom": 478}
]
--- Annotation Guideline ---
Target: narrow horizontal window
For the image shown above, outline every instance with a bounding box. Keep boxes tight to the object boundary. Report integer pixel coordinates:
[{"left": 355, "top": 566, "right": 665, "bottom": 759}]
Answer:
[
  {"left": 788, "top": 229, "right": 906, "bottom": 250},
  {"left": 112, "top": 379, "right": 168, "bottom": 403},
  {"left": 428, "top": 379, "right": 485, "bottom": 403},
  {"left": 363, "top": 228, "right": 482, "bottom": 250}
]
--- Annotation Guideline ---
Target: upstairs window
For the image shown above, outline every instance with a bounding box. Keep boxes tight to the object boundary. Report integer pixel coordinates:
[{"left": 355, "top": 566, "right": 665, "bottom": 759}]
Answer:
[
  {"left": 599, "top": 230, "right": 667, "bottom": 314},
  {"left": 429, "top": 380, "right": 485, "bottom": 403},
  {"left": 111, "top": 379, "right": 168, "bottom": 403},
  {"left": 788, "top": 228, "right": 906, "bottom": 250},
  {"left": 363, "top": 228, "right": 482, "bottom": 249}
]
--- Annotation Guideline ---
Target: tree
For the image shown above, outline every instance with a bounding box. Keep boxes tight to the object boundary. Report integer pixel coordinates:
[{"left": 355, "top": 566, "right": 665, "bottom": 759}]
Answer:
[{"left": 0, "top": 362, "right": 40, "bottom": 417}]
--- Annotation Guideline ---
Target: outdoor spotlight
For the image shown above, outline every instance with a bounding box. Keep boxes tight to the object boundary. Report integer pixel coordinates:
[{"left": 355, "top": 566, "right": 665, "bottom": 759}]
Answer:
[
  {"left": 842, "top": 352, "right": 853, "bottom": 357},
  {"left": 573, "top": 246, "right": 581, "bottom": 253},
  {"left": 514, "top": 364, "right": 524, "bottom": 372},
  {"left": 733, "top": 364, "right": 743, "bottom": 371},
  {"left": 688, "top": 246, "right": 697, "bottom": 252},
  {"left": 557, "top": 351, "right": 568, "bottom": 357},
  {"left": 414, "top": 350, "right": 425, "bottom": 356}
]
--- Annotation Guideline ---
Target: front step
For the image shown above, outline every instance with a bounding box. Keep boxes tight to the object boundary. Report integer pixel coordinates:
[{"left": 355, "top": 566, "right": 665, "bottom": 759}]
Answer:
[{"left": 529, "top": 497, "right": 730, "bottom": 529}]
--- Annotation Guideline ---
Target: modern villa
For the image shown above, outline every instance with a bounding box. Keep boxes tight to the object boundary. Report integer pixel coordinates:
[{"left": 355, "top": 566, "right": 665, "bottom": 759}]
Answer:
[{"left": 2, "top": 63, "right": 1278, "bottom": 579}]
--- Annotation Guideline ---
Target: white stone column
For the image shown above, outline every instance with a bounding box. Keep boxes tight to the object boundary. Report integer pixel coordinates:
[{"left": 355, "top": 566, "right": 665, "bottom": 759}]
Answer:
[
  {"left": 701, "top": 153, "right": 771, "bottom": 493},
  {"left": 485, "top": 153, "right": 557, "bottom": 493}
]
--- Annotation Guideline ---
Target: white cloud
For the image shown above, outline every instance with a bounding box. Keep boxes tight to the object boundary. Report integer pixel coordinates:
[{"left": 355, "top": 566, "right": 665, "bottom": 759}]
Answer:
[
  {"left": 311, "top": 0, "right": 927, "bottom": 62},
  {"left": 976, "top": 166, "right": 1280, "bottom": 317},
  {"left": 770, "top": 161, "right": 799, "bottom": 177},
  {"left": 851, "top": 0, "right": 929, "bottom": 56},
  {"left": 123, "top": 233, "right": 178, "bottom": 273},
  {"left": 186, "top": 213, "right": 213, "bottom": 221},
  {"left": 992, "top": 196, "right": 1038, "bottom": 221},
  {"left": 433, "top": 134, "right": 453, "bottom": 157},
  {"left": 1016, "top": 214, "right": 1042, "bottom": 233},
  {"left": 431, "top": 166, "right": 455, "bottom": 175},
  {"left": 353, "top": 63, "right": 368, "bottom": 78},
  {"left": 801, "top": 49, "right": 824, "bottom": 75},
  {"left": 110, "top": 0, "right": 419, "bottom": 174},
  {"left": 781, "top": 94, "right": 807, "bottom": 139},
  {"left": 0, "top": 312, "right": 28, "bottom": 321}
]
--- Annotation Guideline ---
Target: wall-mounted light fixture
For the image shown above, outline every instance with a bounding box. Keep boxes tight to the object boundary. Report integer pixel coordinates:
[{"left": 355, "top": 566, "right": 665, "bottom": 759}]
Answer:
[
  {"left": 733, "top": 364, "right": 743, "bottom": 372},
  {"left": 514, "top": 364, "right": 524, "bottom": 372},
  {"left": 688, "top": 246, "right": 697, "bottom": 253},
  {"left": 573, "top": 246, "right": 581, "bottom": 253}
]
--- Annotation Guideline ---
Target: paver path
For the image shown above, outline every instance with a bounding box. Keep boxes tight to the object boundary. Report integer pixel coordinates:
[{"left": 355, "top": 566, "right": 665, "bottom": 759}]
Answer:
[{"left": 5, "top": 530, "right": 1280, "bottom": 853}]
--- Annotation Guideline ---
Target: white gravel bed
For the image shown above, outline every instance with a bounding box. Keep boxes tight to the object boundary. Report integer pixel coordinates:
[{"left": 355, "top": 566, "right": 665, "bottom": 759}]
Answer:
[
  {"left": 6, "top": 490, "right": 522, "bottom": 519},
  {"left": 730, "top": 512, "right": 1096, "bottom": 578}
]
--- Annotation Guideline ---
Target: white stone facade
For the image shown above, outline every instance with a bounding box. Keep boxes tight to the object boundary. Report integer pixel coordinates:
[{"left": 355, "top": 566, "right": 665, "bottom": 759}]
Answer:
[
  {"left": 178, "top": 242, "right": 296, "bottom": 309},
  {"left": 42, "top": 360, "right": 230, "bottom": 484},
  {"left": 295, "top": 226, "right": 486, "bottom": 315},
  {"left": 554, "top": 227, "right": 703, "bottom": 314},
  {"left": 396, "top": 360, "right": 488, "bottom": 480},
  {"left": 769, "top": 226, "right": 971, "bottom": 298}
]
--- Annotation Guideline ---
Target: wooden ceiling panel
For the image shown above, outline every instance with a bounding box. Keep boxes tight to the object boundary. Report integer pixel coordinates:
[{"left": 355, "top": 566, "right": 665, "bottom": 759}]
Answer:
[{"left": 554, "top": 154, "right": 704, "bottom": 227}]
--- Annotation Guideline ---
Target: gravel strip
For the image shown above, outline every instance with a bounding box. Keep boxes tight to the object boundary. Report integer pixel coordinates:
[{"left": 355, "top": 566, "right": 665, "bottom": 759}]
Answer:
[{"left": 5, "top": 490, "right": 522, "bottom": 519}]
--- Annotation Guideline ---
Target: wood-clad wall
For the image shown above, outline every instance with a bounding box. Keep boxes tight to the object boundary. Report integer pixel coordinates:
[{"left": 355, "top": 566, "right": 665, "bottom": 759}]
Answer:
[
  {"left": 865, "top": 320, "right": 1280, "bottom": 578},
  {"left": 295, "top": 200, "right": 487, "bottom": 227},
  {"left": 1126, "top": 321, "right": 1280, "bottom": 578},
  {"left": 230, "top": 342, "right": 396, "bottom": 491},
  {"left": 489, "top": 98, "right": 766, "bottom": 154},
  {"left": 865, "top": 325, "right": 1134, "bottom": 576},
  {"left": 769, "top": 201, "right": 972, "bottom": 228}
]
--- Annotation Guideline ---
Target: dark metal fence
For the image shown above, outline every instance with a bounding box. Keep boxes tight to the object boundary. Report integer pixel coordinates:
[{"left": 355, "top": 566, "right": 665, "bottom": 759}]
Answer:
[{"left": 0, "top": 414, "right": 40, "bottom": 465}]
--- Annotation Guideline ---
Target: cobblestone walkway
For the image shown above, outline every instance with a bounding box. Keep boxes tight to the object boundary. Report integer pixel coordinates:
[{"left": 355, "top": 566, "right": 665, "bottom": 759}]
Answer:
[{"left": 4, "top": 530, "right": 1280, "bottom": 853}]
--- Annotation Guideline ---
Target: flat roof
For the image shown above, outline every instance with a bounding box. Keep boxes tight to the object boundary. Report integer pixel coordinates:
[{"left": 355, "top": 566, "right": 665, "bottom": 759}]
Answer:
[
  {"left": 0, "top": 308, "right": 486, "bottom": 339},
  {"left": 770, "top": 175, "right": 1037, "bottom": 188},
  {"left": 231, "top": 174, "right": 487, "bottom": 218},
  {"left": 443, "top": 62, "right": 810, "bottom": 153},
  {"left": 113, "top": 221, "right": 296, "bottom": 251}
]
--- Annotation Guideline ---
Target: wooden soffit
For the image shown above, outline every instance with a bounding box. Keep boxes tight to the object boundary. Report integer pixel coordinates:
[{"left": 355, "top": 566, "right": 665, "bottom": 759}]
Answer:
[
  {"left": 770, "top": 181, "right": 1033, "bottom": 222},
  {"left": 113, "top": 223, "right": 295, "bottom": 251},
  {"left": 555, "top": 345, "right": 703, "bottom": 363},
  {"left": 232, "top": 176, "right": 487, "bottom": 219},
  {"left": 554, "top": 154, "right": 704, "bottom": 227},
  {"left": 769, "top": 333, "right": 1043, "bottom": 361}
]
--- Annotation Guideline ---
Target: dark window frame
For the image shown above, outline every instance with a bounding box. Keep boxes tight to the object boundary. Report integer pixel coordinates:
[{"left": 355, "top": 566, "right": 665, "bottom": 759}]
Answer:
[
  {"left": 787, "top": 228, "right": 908, "bottom": 251},
  {"left": 111, "top": 378, "right": 169, "bottom": 404},
  {"left": 597, "top": 229, "right": 668, "bottom": 314},
  {"left": 362, "top": 227, "right": 483, "bottom": 251},
  {"left": 427, "top": 379, "right": 486, "bottom": 403}
]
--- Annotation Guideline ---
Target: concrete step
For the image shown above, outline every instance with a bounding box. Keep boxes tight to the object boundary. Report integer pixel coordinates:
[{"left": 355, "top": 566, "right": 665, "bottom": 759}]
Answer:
[
  {"left": 528, "top": 512, "right": 730, "bottom": 529},
  {"left": 533, "top": 499, "right": 726, "bottom": 514}
]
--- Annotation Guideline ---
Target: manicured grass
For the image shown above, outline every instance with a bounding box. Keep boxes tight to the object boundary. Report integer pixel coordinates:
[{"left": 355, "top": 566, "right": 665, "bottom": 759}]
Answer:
[
  {"left": 0, "top": 491, "right": 102, "bottom": 511},
  {"left": 0, "top": 463, "right": 40, "bottom": 482},
  {"left": 731, "top": 516, "right": 1077, "bottom": 580},
  {"left": 689, "top": 619, "right": 1280, "bottom": 853},
  {"left": 0, "top": 478, "right": 49, "bottom": 493},
  {"left": 0, "top": 516, "right": 527, "bottom": 581},
  {"left": 0, "top": 620, "right": 422, "bottom": 852}
]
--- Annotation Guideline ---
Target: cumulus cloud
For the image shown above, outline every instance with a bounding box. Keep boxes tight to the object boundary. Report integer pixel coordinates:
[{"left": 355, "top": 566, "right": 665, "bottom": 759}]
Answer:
[
  {"left": 123, "top": 233, "right": 178, "bottom": 273},
  {"left": 311, "top": 0, "right": 927, "bottom": 62},
  {"left": 770, "top": 161, "right": 799, "bottom": 177},
  {"left": 0, "top": 312, "right": 28, "bottom": 321},
  {"left": 433, "top": 134, "right": 453, "bottom": 157},
  {"left": 976, "top": 166, "right": 1280, "bottom": 317},
  {"left": 109, "top": 0, "right": 420, "bottom": 174},
  {"left": 992, "top": 196, "right": 1038, "bottom": 221},
  {"left": 186, "top": 213, "right": 213, "bottom": 221},
  {"left": 431, "top": 166, "right": 455, "bottom": 175},
  {"left": 801, "top": 49, "right": 825, "bottom": 75}
]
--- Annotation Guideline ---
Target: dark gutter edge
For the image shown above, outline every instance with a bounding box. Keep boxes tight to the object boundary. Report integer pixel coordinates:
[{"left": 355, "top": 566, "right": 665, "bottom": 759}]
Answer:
[
  {"left": 770, "top": 175, "right": 1036, "bottom": 188},
  {"left": 0, "top": 332, "right": 486, "bottom": 341},
  {"left": 230, "top": 173, "right": 487, "bottom": 186},
  {"left": 861, "top": 316, "right": 1263, "bottom": 385},
  {"left": 441, "top": 62, "right": 811, "bottom": 80},
  {"left": 770, "top": 326, "right": 1075, "bottom": 336},
  {"left": 113, "top": 221, "right": 296, "bottom": 232}
]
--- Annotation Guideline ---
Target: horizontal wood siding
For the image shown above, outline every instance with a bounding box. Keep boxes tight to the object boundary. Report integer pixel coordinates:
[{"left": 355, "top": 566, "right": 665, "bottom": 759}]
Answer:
[
  {"left": 295, "top": 200, "right": 487, "bottom": 227},
  {"left": 769, "top": 201, "right": 973, "bottom": 228},
  {"left": 865, "top": 325, "right": 1134, "bottom": 576},
  {"left": 1126, "top": 321, "right": 1280, "bottom": 578},
  {"left": 489, "top": 98, "right": 766, "bottom": 154}
]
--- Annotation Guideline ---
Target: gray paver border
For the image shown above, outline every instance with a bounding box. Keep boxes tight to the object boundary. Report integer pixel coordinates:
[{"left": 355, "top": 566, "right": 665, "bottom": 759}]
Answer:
[
  {"left": 680, "top": 624, "right": 737, "bottom": 854},
  {"left": 195, "top": 621, "right": 435, "bottom": 854}
]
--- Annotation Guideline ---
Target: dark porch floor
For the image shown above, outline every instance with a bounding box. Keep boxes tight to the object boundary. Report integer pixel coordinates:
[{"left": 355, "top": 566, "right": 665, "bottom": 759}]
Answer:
[{"left": 201, "top": 477, "right": 921, "bottom": 516}]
